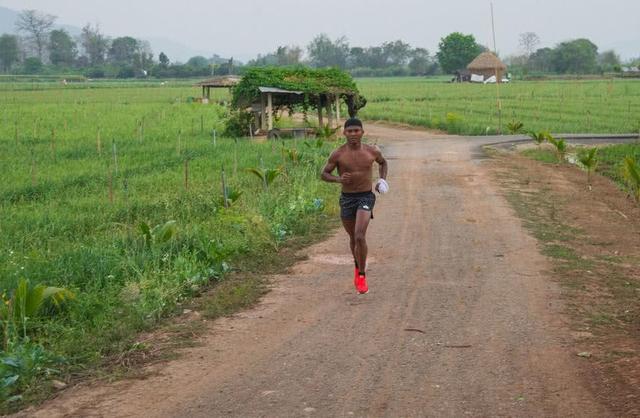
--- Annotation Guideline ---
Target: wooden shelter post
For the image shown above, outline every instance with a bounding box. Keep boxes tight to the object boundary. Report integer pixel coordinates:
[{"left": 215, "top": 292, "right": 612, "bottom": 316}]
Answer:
[
  {"left": 260, "top": 93, "right": 267, "bottom": 130},
  {"left": 317, "top": 96, "right": 324, "bottom": 127},
  {"left": 267, "top": 93, "right": 273, "bottom": 131},
  {"left": 335, "top": 96, "right": 341, "bottom": 126},
  {"left": 326, "top": 96, "right": 334, "bottom": 129}
]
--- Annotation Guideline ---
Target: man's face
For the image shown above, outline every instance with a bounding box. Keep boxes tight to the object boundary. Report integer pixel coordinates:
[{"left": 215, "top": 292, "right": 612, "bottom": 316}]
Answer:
[{"left": 344, "top": 126, "right": 364, "bottom": 145}]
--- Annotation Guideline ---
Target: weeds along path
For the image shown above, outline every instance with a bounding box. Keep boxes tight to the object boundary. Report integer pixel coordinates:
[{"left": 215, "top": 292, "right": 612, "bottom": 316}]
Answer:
[{"left": 21, "top": 124, "right": 610, "bottom": 417}]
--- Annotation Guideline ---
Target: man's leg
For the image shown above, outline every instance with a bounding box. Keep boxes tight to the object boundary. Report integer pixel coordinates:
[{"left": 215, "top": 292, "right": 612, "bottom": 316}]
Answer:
[
  {"left": 341, "top": 218, "right": 357, "bottom": 267},
  {"left": 354, "top": 209, "right": 372, "bottom": 275}
]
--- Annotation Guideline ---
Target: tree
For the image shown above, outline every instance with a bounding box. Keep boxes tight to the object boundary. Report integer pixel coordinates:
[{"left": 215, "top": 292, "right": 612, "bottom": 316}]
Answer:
[
  {"left": 158, "top": 52, "right": 170, "bottom": 67},
  {"left": 598, "top": 50, "right": 621, "bottom": 72},
  {"left": 382, "top": 40, "right": 412, "bottom": 66},
  {"left": 307, "top": 34, "right": 350, "bottom": 68},
  {"left": 528, "top": 47, "right": 554, "bottom": 72},
  {"left": 518, "top": 32, "right": 540, "bottom": 58},
  {"left": 108, "top": 36, "right": 138, "bottom": 65},
  {"left": 408, "top": 48, "right": 436, "bottom": 75},
  {"left": 23, "top": 57, "right": 43, "bottom": 74},
  {"left": 436, "top": 32, "right": 483, "bottom": 74},
  {"left": 552, "top": 38, "right": 598, "bottom": 74},
  {"left": 187, "top": 56, "right": 209, "bottom": 68},
  {"left": 276, "top": 45, "right": 302, "bottom": 66},
  {"left": 15, "top": 9, "right": 56, "bottom": 61},
  {"left": 0, "top": 34, "right": 19, "bottom": 72},
  {"left": 48, "top": 29, "right": 76, "bottom": 66},
  {"left": 80, "top": 23, "right": 109, "bottom": 66}
]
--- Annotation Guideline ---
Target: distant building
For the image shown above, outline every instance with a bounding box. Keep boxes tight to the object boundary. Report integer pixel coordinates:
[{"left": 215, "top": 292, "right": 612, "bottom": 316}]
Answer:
[{"left": 466, "top": 52, "right": 507, "bottom": 83}]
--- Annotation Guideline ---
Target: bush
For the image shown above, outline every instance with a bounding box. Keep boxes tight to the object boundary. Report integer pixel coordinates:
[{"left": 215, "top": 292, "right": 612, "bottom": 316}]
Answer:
[{"left": 224, "top": 110, "right": 254, "bottom": 137}]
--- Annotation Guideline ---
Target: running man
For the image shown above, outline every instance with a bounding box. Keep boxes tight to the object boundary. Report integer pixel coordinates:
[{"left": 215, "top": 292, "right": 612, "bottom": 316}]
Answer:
[{"left": 321, "top": 118, "right": 388, "bottom": 294}]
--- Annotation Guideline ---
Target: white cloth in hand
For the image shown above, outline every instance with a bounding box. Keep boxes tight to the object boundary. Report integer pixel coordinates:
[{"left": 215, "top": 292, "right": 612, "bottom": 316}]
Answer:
[{"left": 376, "top": 179, "right": 389, "bottom": 194}]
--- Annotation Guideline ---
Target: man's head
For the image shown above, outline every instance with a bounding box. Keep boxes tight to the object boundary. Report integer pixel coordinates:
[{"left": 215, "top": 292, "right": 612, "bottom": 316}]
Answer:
[{"left": 343, "top": 118, "right": 364, "bottom": 146}]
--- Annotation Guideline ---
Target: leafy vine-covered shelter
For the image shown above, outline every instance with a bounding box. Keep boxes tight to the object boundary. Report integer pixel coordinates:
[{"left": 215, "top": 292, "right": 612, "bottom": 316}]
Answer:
[{"left": 230, "top": 67, "right": 366, "bottom": 134}]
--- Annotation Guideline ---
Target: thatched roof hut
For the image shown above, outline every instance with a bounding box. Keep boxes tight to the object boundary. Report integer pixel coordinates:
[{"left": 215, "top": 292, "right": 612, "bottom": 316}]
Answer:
[
  {"left": 467, "top": 52, "right": 507, "bottom": 82},
  {"left": 194, "top": 75, "right": 242, "bottom": 100}
]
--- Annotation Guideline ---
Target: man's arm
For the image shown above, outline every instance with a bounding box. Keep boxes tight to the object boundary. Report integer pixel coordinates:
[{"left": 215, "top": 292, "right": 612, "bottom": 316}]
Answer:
[
  {"left": 374, "top": 149, "right": 388, "bottom": 180},
  {"left": 321, "top": 151, "right": 342, "bottom": 183}
]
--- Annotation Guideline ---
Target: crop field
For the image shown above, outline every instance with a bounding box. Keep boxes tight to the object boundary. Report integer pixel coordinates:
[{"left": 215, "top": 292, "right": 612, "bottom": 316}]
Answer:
[
  {"left": 0, "top": 84, "right": 338, "bottom": 407},
  {"left": 357, "top": 77, "right": 640, "bottom": 135}
]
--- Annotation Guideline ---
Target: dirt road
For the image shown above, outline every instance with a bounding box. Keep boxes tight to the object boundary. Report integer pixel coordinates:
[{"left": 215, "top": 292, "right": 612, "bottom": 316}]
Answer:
[{"left": 23, "top": 124, "right": 610, "bottom": 417}]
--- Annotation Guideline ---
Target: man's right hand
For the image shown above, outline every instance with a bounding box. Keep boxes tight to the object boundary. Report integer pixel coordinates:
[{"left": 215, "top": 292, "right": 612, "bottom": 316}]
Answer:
[{"left": 340, "top": 172, "right": 352, "bottom": 184}]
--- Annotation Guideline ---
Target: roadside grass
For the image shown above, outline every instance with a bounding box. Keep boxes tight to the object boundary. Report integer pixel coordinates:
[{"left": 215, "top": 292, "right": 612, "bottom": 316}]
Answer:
[
  {"left": 0, "top": 85, "right": 341, "bottom": 412},
  {"left": 491, "top": 153, "right": 639, "bottom": 334}
]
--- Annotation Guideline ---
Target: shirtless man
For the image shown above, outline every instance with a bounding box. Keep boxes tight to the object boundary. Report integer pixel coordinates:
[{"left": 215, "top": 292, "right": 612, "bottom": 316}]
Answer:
[{"left": 321, "top": 118, "right": 388, "bottom": 294}]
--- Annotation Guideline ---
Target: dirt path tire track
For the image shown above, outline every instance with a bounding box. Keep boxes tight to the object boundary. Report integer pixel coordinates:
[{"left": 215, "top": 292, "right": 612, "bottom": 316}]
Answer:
[{"left": 21, "top": 124, "right": 610, "bottom": 417}]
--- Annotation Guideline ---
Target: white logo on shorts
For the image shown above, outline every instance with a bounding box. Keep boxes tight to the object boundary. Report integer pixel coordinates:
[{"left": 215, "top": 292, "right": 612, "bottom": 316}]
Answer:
[{"left": 362, "top": 205, "right": 369, "bottom": 210}]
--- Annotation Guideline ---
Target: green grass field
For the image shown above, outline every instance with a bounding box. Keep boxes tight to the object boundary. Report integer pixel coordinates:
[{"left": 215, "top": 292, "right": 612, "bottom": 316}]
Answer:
[
  {"left": 1, "top": 76, "right": 639, "bottom": 409},
  {"left": 357, "top": 77, "right": 640, "bottom": 135},
  {"left": 0, "top": 84, "right": 338, "bottom": 409}
]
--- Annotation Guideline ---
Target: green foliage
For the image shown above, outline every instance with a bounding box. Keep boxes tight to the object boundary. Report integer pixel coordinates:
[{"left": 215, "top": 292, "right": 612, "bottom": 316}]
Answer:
[
  {"left": 314, "top": 125, "right": 340, "bottom": 140},
  {"left": 527, "top": 130, "right": 550, "bottom": 146},
  {"left": 1, "top": 342, "right": 65, "bottom": 405},
  {"left": 138, "top": 220, "right": 177, "bottom": 248},
  {"left": 223, "top": 186, "right": 243, "bottom": 207},
  {"left": 246, "top": 167, "right": 282, "bottom": 190},
  {"left": 1, "top": 278, "right": 75, "bottom": 346},
  {"left": 357, "top": 78, "right": 640, "bottom": 136},
  {"left": 436, "top": 32, "right": 484, "bottom": 74},
  {"left": 547, "top": 135, "right": 568, "bottom": 162},
  {"left": 507, "top": 121, "right": 524, "bottom": 134},
  {"left": 623, "top": 156, "right": 640, "bottom": 202},
  {"left": 231, "top": 66, "right": 362, "bottom": 109},
  {"left": 577, "top": 147, "right": 598, "bottom": 185},
  {"left": 224, "top": 110, "right": 254, "bottom": 137}
]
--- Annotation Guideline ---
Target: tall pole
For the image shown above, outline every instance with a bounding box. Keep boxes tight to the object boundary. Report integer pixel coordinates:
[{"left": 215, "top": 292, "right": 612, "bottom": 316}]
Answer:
[{"left": 491, "top": 2, "right": 502, "bottom": 134}]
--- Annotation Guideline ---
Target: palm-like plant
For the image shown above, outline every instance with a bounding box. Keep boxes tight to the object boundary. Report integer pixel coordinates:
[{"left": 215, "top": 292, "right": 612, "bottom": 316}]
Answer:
[
  {"left": 623, "top": 156, "right": 640, "bottom": 202},
  {"left": 578, "top": 147, "right": 598, "bottom": 187},
  {"left": 528, "top": 130, "right": 550, "bottom": 147},
  {"left": 547, "top": 135, "right": 567, "bottom": 162},
  {"left": 1, "top": 278, "right": 75, "bottom": 344},
  {"left": 139, "top": 220, "right": 177, "bottom": 248},
  {"left": 223, "top": 186, "right": 243, "bottom": 207},
  {"left": 247, "top": 167, "right": 282, "bottom": 190},
  {"left": 507, "top": 121, "right": 524, "bottom": 134}
]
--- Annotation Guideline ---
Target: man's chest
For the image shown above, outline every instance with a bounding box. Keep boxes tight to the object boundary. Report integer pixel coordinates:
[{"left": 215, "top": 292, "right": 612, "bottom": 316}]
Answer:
[{"left": 338, "top": 150, "right": 375, "bottom": 171}]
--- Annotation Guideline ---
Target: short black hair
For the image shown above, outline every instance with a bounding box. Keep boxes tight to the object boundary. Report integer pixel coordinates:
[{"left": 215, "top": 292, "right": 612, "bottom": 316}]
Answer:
[{"left": 344, "top": 118, "right": 363, "bottom": 129}]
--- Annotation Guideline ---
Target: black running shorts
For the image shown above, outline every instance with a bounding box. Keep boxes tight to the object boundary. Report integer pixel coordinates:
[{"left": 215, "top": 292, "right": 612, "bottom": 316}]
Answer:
[{"left": 339, "top": 191, "right": 376, "bottom": 220}]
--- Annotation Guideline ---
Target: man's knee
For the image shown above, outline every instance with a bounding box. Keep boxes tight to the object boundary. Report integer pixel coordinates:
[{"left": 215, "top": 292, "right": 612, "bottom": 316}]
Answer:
[{"left": 354, "top": 231, "right": 367, "bottom": 245}]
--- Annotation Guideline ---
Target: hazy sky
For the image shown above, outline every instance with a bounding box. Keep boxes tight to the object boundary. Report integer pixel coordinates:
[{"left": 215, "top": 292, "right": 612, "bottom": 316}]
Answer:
[{"left": 1, "top": 0, "right": 639, "bottom": 61}]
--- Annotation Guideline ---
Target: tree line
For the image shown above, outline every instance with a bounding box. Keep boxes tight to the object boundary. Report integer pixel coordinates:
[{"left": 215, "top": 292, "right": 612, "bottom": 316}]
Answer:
[{"left": 0, "top": 9, "right": 637, "bottom": 79}]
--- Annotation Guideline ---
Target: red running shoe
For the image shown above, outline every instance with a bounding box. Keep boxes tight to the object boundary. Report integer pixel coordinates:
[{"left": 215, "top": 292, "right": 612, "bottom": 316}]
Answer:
[
  {"left": 355, "top": 274, "right": 369, "bottom": 294},
  {"left": 354, "top": 267, "right": 359, "bottom": 287}
]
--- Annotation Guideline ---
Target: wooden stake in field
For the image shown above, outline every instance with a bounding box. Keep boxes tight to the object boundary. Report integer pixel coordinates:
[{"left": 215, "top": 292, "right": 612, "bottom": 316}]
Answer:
[
  {"left": 30, "top": 154, "right": 37, "bottom": 187},
  {"left": 112, "top": 141, "right": 119, "bottom": 177},
  {"left": 51, "top": 128, "right": 56, "bottom": 162},
  {"left": 233, "top": 138, "right": 238, "bottom": 177},
  {"left": 221, "top": 165, "right": 229, "bottom": 208},
  {"left": 184, "top": 158, "right": 189, "bottom": 191},
  {"left": 108, "top": 169, "right": 114, "bottom": 204},
  {"left": 212, "top": 129, "right": 217, "bottom": 146}
]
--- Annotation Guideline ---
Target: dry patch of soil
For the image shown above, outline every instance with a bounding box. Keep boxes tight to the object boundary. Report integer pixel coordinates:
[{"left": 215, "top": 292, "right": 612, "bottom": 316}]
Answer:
[{"left": 488, "top": 151, "right": 640, "bottom": 416}]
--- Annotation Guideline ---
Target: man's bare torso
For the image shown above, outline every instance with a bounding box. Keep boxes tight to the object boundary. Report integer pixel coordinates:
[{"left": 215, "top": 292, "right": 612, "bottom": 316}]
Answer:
[{"left": 334, "top": 144, "right": 377, "bottom": 193}]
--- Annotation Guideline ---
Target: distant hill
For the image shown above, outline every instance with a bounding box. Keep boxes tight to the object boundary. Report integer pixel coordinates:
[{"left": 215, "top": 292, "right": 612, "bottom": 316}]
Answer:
[{"left": 0, "top": 5, "right": 218, "bottom": 63}]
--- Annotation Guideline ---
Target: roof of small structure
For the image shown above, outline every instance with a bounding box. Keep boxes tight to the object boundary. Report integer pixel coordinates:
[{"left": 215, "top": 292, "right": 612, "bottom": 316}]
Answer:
[
  {"left": 258, "top": 86, "right": 303, "bottom": 94},
  {"left": 467, "top": 52, "right": 507, "bottom": 71},
  {"left": 194, "top": 75, "right": 242, "bottom": 88}
]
